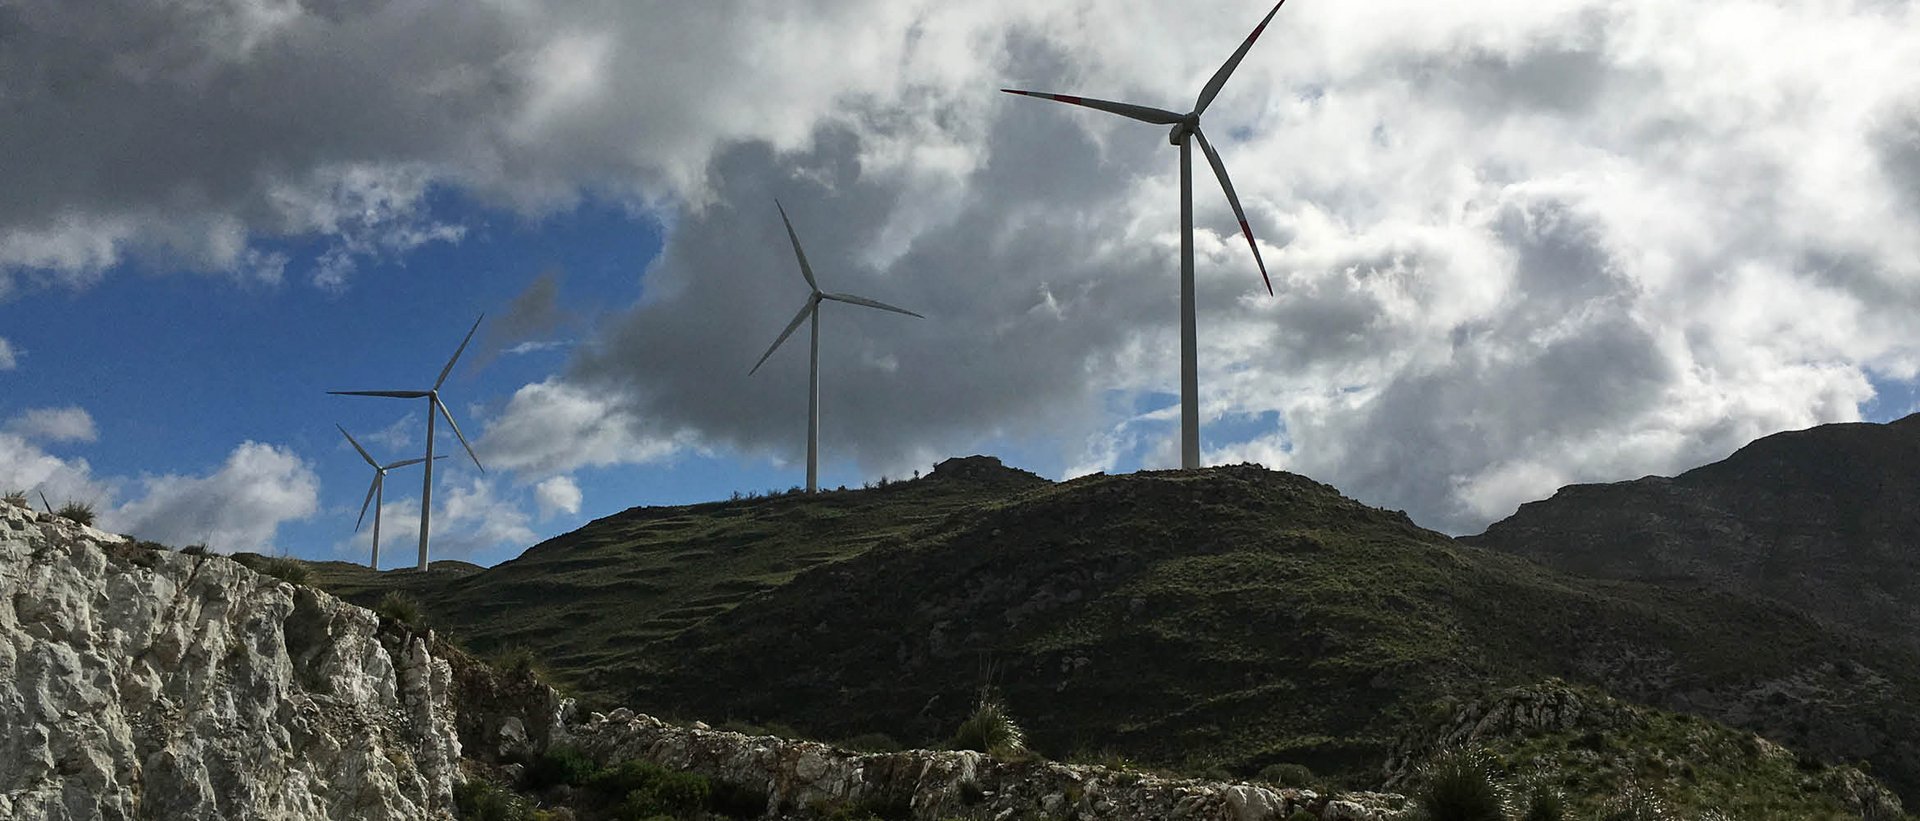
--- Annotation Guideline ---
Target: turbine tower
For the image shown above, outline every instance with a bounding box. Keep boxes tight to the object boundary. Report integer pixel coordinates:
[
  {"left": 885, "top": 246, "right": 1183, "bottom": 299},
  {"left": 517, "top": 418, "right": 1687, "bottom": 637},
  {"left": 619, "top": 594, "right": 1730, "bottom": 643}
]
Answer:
[
  {"left": 750, "top": 201, "right": 923, "bottom": 493},
  {"left": 336, "top": 424, "right": 437, "bottom": 569},
  {"left": 329, "top": 315, "right": 486, "bottom": 571},
  {"left": 1002, "top": 0, "right": 1285, "bottom": 470}
]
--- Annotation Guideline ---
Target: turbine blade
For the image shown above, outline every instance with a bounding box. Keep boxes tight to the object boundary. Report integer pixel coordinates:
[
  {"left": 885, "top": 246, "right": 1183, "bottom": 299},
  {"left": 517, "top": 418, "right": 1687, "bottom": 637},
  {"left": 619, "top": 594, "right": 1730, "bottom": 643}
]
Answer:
[
  {"left": 436, "top": 398, "right": 484, "bottom": 473},
  {"left": 330, "top": 390, "right": 429, "bottom": 399},
  {"left": 822, "top": 291, "right": 924, "bottom": 319},
  {"left": 336, "top": 424, "right": 379, "bottom": 468},
  {"left": 435, "top": 314, "right": 485, "bottom": 390},
  {"left": 356, "top": 475, "right": 380, "bottom": 532},
  {"left": 383, "top": 457, "right": 430, "bottom": 470},
  {"left": 775, "top": 200, "right": 820, "bottom": 293},
  {"left": 1000, "top": 89, "right": 1184, "bottom": 125},
  {"left": 1194, "top": 128, "right": 1273, "bottom": 295},
  {"left": 750, "top": 300, "right": 817, "bottom": 375},
  {"left": 1195, "top": 0, "right": 1287, "bottom": 116}
]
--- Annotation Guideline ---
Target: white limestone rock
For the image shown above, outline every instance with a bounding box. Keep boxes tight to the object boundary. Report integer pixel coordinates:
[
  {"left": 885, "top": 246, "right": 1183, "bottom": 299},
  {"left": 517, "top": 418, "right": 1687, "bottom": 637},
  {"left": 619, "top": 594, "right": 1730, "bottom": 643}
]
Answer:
[{"left": 0, "top": 500, "right": 460, "bottom": 820}]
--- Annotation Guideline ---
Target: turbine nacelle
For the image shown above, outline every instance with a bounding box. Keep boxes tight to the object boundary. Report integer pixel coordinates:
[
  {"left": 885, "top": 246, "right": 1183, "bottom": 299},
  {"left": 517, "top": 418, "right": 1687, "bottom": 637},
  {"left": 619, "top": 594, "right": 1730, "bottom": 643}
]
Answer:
[{"left": 1169, "top": 115, "right": 1200, "bottom": 146}]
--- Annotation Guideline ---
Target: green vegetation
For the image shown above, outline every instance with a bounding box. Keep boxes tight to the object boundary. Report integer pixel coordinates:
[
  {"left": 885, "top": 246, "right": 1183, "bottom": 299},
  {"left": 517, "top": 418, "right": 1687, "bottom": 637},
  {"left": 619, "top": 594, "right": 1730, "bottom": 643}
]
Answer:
[
  {"left": 454, "top": 778, "right": 550, "bottom": 821},
  {"left": 56, "top": 500, "right": 95, "bottom": 525},
  {"left": 301, "top": 461, "right": 1920, "bottom": 809},
  {"left": 180, "top": 543, "right": 208, "bottom": 556},
  {"left": 377, "top": 591, "right": 427, "bottom": 629},
  {"left": 521, "top": 746, "right": 765, "bottom": 820},
  {"left": 1413, "top": 748, "right": 1509, "bottom": 821},
  {"left": 949, "top": 693, "right": 1027, "bottom": 757}
]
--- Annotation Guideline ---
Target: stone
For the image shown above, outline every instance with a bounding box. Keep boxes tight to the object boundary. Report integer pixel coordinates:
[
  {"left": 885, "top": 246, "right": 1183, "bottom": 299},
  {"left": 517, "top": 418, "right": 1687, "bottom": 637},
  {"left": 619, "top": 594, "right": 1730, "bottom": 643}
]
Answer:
[{"left": 0, "top": 502, "right": 459, "bottom": 820}]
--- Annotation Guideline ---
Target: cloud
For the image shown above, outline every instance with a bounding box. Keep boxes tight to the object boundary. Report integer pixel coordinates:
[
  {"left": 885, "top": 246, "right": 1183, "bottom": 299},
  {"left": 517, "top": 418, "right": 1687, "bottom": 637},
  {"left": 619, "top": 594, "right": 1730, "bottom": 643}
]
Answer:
[
  {"left": 108, "top": 442, "right": 320, "bottom": 552},
  {"left": 0, "top": 433, "right": 111, "bottom": 507},
  {"left": 479, "top": 378, "right": 685, "bottom": 476},
  {"left": 10, "top": 0, "right": 1920, "bottom": 535},
  {"left": 6, "top": 406, "right": 96, "bottom": 443},
  {"left": 340, "top": 475, "right": 535, "bottom": 561},
  {"left": 0, "top": 337, "right": 17, "bottom": 370},
  {"left": 534, "top": 475, "right": 583, "bottom": 519}
]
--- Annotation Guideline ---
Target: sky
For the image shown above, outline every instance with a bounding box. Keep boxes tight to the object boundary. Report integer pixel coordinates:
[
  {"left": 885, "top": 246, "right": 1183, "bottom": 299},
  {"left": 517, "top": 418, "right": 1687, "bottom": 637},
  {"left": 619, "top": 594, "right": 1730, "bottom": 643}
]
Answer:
[{"left": 2, "top": 0, "right": 1919, "bottom": 568}]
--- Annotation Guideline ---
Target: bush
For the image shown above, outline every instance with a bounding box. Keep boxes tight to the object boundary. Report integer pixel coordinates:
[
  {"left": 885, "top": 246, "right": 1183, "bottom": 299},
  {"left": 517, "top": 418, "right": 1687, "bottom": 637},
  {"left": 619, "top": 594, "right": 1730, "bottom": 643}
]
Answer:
[
  {"left": 1597, "top": 784, "right": 1671, "bottom": 821},
  {"left": 837, "top": 732, "right": 903, "bottom": 753},
  {"left": 1518, "top": 782, "right": 1565, "bottom": 821},
  {"left": 589, "top": 760, "right": 710, "bottom": 819},
  {"left": 1415, "top": 748, "right": 1509, "bottom": 821},
  {"left": 525, "top": 744, "right": 598, "bottom": 790},
  {"left": 257, "top": 557, "right": 311, "bottom": 585},
  {"left": 492, "top": 644, "right": 541, "bottom": 676},
  {"left": 180, "top": 544, "right": 209, "bottom": 556},
  {"left": 377, "top": 591, "right": 426, "bottom": 629},
  {"left": 452, "top": 778, "right": 537, "bottom": 821},
  {"left": 1259, "top": 762, "right": 1317, "bottom": 788},
  {"left": 2, "top": 489, "right": 26, "bottom": 507},
  {"left": 56, "top": 501, "right": 96, "bottom": 525},
  {"left": 709, "top": 778, "right": 771, "bottom": 819},
  {"left": 950, "top": 695, "right": 1026, "bottom": 757}
]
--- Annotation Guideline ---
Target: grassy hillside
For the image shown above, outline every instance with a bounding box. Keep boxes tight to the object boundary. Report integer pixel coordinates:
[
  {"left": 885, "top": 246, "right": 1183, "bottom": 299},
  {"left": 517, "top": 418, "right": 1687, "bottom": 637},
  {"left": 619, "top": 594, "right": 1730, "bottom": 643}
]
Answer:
[{"left": 307, "top": 458, "right": 1920, "bottom": 808}]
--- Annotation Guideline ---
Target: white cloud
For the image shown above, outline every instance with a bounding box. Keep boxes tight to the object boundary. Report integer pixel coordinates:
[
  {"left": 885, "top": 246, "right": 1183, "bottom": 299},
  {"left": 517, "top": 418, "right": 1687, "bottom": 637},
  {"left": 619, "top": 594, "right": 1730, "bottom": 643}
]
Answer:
[
  {"left": 480, "top": 378, "right": 685, "bottom": 476},
  {"left": 0, "top": 433, "right": 111, "bottom": 509},
  {"left": 9, "top": 0, "right": 1920, "bottom": 536},
  {"left": 107, "top": 442, "right": 320, "bottom": 552},
  {"left": 534, "top": 475, "right": 583, "bottom": 519},
  {"left": 0, "top": 337, "right": 17, "bottom": 370},
  {"left": 6, "top": 407, "right": 99, "bottom": 444},
  {"left": 341, "top": 475, "right": 535, "bottom": 561}
]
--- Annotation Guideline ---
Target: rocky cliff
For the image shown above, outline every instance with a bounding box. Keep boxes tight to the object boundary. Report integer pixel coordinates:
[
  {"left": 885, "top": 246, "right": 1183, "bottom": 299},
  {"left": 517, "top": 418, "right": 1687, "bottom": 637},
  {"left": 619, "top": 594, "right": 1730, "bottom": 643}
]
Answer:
[{"left": 0, "top": 500, "right": 461, "bottom": 820}]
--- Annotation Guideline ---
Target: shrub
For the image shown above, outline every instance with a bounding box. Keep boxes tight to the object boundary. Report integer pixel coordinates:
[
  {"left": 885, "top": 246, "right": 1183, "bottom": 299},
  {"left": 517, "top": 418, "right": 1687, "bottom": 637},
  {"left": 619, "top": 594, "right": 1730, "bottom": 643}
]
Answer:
[
  {"left": 1596, "top": 783, "right": 1671, "bottom": 821},
  {"left": 950, "top": 695, "right": 1026, "bottom": 757},
  {"left": 525, "top": 745, "right": 598, "bottom": 790},
  {"left": 452, "top": 778, "right": 536, "bottom": 821},
  {"left": 2, "top": 489, "right": 26, "bottom": 507},
  {"left": 1518, "top": 782, "right": 1566, "bottom": 821},
  {"left": 837, "top": 732, "right": 903, "bottom": 753},
  {"left": 180, "top": 544, "right": 209, "bottom": 556},
  {"left": 1259, "top": 762, "right": 1316, "bottom": 789},
  {"left": 589, "top": 760, "right": 710, "bottom": 818},
  {"left": 492, "top": 644, "right": 541, "bottom": 676},
  {"left": 258, "top": 557, "right": 310, "bottom": 585},
  {"left": 56, "top": 501, "right": 96, "bottom": 525},
  {"left": 709, "top": 778, "right": 771, "bottom": 819},
  {"left": 1415, "top": 748, "right": 1509, "bottom": 821},
  {"left": 377, "top": 591, "right": 426, "bottom": 629}
]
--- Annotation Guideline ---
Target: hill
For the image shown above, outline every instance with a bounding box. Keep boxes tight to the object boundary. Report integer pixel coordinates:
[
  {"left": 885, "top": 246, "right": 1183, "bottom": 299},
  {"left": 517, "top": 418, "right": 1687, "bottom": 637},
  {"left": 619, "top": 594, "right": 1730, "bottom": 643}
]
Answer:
[
  {"left": 308, "top": 457, "right": 1920, "bottom": 808},
  {"left": 1465, "top": 414, "right": 1920, "bottom": 652}
]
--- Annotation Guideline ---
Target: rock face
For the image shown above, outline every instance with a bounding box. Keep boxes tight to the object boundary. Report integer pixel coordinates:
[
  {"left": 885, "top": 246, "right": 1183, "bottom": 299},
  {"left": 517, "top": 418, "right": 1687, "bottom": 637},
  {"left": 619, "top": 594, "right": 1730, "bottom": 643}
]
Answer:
[
  {"left": 1466, "top": 414, "right": 1920, "bottom": 652},
  {"left": 561, "top": 709, "right": 1412, "bottom": 820},
  {"left": 0, "top": 500, "right": 460, "bottom": 820}
]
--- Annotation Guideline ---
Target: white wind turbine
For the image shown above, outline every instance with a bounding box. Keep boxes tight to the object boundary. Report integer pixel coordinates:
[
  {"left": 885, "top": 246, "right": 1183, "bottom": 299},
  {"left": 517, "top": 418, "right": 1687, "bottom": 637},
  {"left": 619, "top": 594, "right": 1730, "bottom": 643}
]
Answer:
[
  {"left": 1003, "top": 0, "right": 1286, "bottom": 470},
  {"left": 329, "top": 315, "right": 486, "bottom": 571},
  {"left": 336, "top": 424, "right": 440, "bottom": 569},
  {"left": 750, "top": 201, "right": 923, "bottom": 493}
]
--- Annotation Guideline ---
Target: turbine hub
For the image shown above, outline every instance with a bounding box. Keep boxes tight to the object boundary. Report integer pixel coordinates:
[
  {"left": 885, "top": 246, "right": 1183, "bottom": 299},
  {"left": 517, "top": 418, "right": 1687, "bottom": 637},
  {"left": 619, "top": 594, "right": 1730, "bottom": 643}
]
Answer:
[{"left": 1168, "top": 115, "right": 1199, "bottom": 146}]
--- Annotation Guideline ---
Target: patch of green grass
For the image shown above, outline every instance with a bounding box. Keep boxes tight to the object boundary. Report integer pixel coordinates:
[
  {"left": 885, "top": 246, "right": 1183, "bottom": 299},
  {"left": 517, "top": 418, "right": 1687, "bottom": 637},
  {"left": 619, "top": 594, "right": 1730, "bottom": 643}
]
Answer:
[
  {"left": 377, "top": 591, "right": 426, "bottom": 629},
  {"left": 950, "top": 695, "right": 1026, "bottom": 757},
  {"left": 56, "top": 501, "right": 95, "bottom": 526}
]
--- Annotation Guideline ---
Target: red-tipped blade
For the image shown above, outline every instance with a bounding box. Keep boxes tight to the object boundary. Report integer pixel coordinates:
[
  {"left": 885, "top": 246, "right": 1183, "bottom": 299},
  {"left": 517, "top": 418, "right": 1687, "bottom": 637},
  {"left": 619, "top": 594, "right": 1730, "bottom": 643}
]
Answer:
[
  {"left": 1195, "top": 0, "right": 1288, "bottom": 116},
  {"left": 1001, "top": 89, "right": 1186, "bottom": 125},
  {"left": 1194, "top": 128, "right": 1272, "bottom": 295}
]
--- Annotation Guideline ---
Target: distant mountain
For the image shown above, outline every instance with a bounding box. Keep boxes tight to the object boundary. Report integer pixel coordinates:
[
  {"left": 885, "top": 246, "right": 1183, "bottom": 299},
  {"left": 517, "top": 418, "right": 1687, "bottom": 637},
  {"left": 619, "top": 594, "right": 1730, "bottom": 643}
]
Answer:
[
  {"left": 1466, "top": 414, "right": 1920, "bottom": 652},
  {"left": 309, "top": 455, "right": 1920, "bottom": 806}
]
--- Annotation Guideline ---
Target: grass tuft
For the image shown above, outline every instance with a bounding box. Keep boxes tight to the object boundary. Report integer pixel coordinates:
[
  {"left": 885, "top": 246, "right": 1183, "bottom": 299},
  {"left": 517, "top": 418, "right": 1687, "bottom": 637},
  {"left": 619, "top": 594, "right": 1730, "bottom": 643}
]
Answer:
[
  {"left": 950, "top": 693, "right": 1026, "bottom": 758},
  {"left": 377, "top": 591, "right": 426, "bottom": 629},
  {"left": 1415, "top": 747, "right": 1510, "bottom": 821},
  {"left": 56, "top": 500, "right": 96, "bottom": 526}
]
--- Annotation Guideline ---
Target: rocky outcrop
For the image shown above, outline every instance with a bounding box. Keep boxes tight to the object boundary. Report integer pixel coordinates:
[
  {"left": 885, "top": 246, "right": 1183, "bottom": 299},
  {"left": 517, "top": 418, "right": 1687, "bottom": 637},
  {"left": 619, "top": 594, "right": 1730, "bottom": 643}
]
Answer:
[
  {"left": 559, "top": 709, "right": 1411, "bottom": 820},
  {"left": 0, "top": 500, "right": 460, "bottom": 820}
]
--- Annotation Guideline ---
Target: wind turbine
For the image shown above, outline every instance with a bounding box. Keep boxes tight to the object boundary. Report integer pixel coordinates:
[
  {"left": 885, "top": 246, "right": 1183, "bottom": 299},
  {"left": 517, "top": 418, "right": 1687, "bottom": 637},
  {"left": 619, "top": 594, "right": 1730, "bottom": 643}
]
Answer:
[
  {"left": 336, "top": 424, "right": 439, "bottom": 570},
  {"left": 329, "top": 315, "right": 486, "bottom": 571},
  {"left": 750, "top": 201, "right": 923, "bottom": 493},
  {"left": 1002, "top": 0, "right": 1285, "bottom": 470}
]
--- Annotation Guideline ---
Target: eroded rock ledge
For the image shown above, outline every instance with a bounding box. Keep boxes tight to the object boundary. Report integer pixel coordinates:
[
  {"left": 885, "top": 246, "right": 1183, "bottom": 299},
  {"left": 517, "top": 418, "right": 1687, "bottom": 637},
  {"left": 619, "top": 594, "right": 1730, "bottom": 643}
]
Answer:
[{"left": 0, "top": 501, "right": 460, "bottom": 820}]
